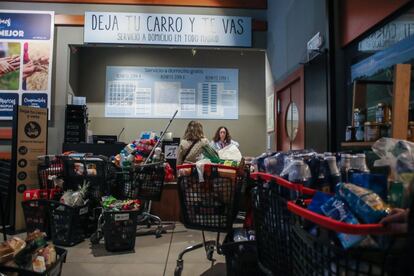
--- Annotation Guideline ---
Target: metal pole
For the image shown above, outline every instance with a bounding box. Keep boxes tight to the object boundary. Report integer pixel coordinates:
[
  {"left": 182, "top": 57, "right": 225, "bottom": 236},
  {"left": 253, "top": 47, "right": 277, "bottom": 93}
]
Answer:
[{"left": 144, "top": 110, "right": 178, "bottom": 164}]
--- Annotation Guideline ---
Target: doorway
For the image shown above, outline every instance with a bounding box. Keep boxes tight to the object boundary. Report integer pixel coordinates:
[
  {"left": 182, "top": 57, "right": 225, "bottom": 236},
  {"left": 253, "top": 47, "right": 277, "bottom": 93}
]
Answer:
[{"left": 275, "top": 66, "right": 305, "bottom": 151}]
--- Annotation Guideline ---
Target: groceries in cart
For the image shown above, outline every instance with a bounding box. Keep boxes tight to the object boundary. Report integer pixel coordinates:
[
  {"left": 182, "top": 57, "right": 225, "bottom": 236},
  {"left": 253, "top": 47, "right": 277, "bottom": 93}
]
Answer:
[
  {"left": 372, "top": 137, "right": 414, "bottom": 207},
  {"left": 0, "top": 230, "right": 60, "bottom": 273},
  {"left": 302, "top": 182, "right": 391, "bottom": 249},
  {"left": 60, "top": 181, "right": 89, "bottom": 207},
  {"left": 102, "top": 195, "right": 141, "bottom": 211},
  {"left": 113, "top": 131, "right": 160, "bottom": 168}
]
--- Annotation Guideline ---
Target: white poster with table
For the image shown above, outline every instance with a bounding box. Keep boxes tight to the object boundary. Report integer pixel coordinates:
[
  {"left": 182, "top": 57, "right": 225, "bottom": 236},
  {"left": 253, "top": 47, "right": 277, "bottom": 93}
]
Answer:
[
  {"left": 105, "top": 66, "right": 239, "bottom": 119},
  {"left": 0, "top": 10, "right": 54, "bottom": 120}
]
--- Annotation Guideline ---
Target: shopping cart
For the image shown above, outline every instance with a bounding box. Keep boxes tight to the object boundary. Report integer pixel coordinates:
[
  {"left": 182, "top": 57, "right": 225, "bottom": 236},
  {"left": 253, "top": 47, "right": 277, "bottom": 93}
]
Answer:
[
  {"left": 174, "top": 164, "right": 244, "bottom": 276},
  {"left": 38, "top": 155, "right": 65, "bottom": 190},
  {"left": 115, "top": 161, "right": 173, "bottom": 238},
  {"left": 287, "top": 199, "right": 406, "bottom": 276},
  {"left": 250, "top": 172, "right": 316, "bottom": 275},
  {"left": 62, "top": 155, "right": 110, "bottom": 235}
]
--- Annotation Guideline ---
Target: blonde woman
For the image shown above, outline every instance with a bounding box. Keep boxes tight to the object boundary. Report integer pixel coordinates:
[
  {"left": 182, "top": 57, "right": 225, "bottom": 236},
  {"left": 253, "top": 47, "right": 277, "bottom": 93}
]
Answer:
[{"left": 177, "top": 121, "right": 209, "bottom": 165}]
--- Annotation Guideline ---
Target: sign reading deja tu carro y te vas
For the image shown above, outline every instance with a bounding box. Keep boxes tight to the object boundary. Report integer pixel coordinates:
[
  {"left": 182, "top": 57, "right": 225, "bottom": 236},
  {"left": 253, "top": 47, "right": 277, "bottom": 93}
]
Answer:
[{"left": 84, "top": 12, "right": 251, "bottom": 47}]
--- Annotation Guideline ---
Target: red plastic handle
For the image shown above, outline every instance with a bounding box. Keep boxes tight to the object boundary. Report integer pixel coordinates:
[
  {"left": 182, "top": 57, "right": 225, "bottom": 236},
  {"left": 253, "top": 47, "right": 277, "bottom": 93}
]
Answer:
[
  {"left": 287, "top": 200, "right": 389, "bottom": 235},
  {"left": 250, "top": 172, "right": 316, "bottom": 196}
]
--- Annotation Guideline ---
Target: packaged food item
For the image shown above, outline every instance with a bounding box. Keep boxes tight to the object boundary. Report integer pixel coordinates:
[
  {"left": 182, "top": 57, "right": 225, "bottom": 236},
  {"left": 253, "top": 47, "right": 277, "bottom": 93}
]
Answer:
[
  {"left": 60, "top": 182, "right": 89, "bottom": 207},
  {"left": 364, "top": 122, "right": 380, "bottom": 142},
  {"left": 32, "top": 256, "right": 46, "bottom": 273},
  {"left": 336, "top": 183, "right": 390, "bottom": 224},
  {"left": 355, "top": 126, "right": 364, "bottom": 141},
  {"left": 0, "top": 242, "right": 14, "bottom": 263},
  {"left": 349, "top": 173, "right": 388, "bottom": 201},
  {"left": 102, "top": 196, "right": 141, "bottom": 211},
  {"left": 345, "top": 126, "right": 355, "bottom": 142},
  {"left": 307, "top": 191, "right": 332, "bottom": 214},
  {"left": 321, "top": 197, "right": 365, "bottom": 249}
]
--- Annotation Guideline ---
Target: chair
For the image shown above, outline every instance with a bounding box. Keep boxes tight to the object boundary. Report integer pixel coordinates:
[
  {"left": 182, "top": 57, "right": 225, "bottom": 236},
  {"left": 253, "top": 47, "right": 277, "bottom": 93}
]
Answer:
[{"left": 174, "top": 164, "right": 243, "bottom": 276}]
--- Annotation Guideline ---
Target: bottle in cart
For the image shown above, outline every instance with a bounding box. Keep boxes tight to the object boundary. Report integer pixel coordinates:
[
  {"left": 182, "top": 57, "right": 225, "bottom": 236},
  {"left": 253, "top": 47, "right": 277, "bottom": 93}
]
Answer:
[
  {"left": 325, "top": 156, "right": 342, "bottom": 191},
  {"left": 315, "top": 155, "right": 330, "bottom": 193},
  {"left": 339, "top": 153, "right": 352, "bottom": 182}
]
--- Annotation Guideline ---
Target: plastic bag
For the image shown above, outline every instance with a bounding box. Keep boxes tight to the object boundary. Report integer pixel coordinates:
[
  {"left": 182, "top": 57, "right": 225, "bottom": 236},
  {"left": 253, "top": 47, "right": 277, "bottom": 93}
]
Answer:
[
  {"left": 218, "top": 144, "right": 242, "bottom": 162},
  {"left": 372, "top": 138, "right": 414, "bottom": 206}
]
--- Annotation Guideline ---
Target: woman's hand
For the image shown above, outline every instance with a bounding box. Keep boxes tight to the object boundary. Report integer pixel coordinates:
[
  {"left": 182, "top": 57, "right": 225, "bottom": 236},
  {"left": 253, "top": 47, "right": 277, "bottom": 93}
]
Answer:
[{"left": 380, "top": 208, "right": 409, "bottom": 234}]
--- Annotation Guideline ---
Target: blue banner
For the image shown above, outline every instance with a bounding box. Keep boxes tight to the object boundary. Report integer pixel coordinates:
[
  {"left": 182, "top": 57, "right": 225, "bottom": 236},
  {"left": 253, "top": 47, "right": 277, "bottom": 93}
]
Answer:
[
  {"left": 22, "top": 93, "right": 48, "bottom": 108},
  {"left": 0, "top": 12, "right": 51, "bottom": 40},
  {"left": 0, "top": 93, "right": 17, "bottom": 117}
]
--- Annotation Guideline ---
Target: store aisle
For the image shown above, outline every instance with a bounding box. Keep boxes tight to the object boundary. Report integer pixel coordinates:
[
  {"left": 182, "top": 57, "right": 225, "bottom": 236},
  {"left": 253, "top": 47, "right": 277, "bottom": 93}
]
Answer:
[{"left": 61, "top": 222, "right": 226, "bottom": 276}]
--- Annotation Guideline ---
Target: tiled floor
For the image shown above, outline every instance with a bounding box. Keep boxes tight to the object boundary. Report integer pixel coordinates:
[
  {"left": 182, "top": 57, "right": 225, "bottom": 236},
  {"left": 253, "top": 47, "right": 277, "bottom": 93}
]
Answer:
[{"left": 61, "top": 222, "right": 227, "bottom": 276}]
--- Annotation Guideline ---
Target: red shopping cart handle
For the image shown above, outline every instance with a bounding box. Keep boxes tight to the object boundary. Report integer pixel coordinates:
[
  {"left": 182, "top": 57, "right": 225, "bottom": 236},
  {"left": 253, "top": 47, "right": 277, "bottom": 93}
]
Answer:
[
  {"left": 250, "top": 172, "right": 316, "bottom": 196},
  {"left": 287, "top": 200, "right": 389, "bottom": 235}
]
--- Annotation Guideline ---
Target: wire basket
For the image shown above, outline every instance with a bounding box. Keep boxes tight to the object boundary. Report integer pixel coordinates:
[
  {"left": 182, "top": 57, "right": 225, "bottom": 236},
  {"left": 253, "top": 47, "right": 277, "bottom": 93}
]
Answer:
[
  {"left": 38, "top": 155, "right": 65, "bottom": 190},
  {"left": 250, "top": 172, "right": 316, "bottom": 275},
  {"left": 115, "top": 162, "right": 166, "bottom": 201},
  {"left": 62, "top": 156, "right": 110, "bottom": 201},
  {"left": 176, "top": 164, "right": 243, "bottom": 232},
  {"left": 288, "top": 199, "right": 406, "bottom": 276}
]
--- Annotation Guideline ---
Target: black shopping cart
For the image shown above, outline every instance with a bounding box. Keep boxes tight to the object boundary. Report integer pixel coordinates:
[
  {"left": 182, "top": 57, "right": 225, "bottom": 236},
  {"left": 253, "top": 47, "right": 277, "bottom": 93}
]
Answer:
[
  {"left": 250, "top": 172, "right": 316, "bottom": 276},
  {"left": 287, "top": 198, "right": 406, "bottom": 276},
  {"left": 63, "top": 155, "right": 110, "bottom": 235},
  {"left": 115, "top": 161, "right": 174, "bottom": 238},
  {"left": 174, "top": 164, "right": 243, "bottom": 276},
  {"left": 38, "top": 155, "right": 65, "bottom": 191}
]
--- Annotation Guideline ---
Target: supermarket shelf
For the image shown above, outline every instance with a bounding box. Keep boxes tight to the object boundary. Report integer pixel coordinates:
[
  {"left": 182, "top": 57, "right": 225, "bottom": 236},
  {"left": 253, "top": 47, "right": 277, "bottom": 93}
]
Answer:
[{"left": 341, "top": 141, "right": 375, "bottom": 148}]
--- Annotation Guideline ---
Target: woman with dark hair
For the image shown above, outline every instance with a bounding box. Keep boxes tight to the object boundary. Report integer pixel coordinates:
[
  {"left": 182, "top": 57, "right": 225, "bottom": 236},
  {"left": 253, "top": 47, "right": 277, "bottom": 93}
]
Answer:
[
  {"left": 211, "top": 126, "right": 239, "bottom": 151},
  {"left": 177, "top": 120, "right": 209, "bottom": 165}
]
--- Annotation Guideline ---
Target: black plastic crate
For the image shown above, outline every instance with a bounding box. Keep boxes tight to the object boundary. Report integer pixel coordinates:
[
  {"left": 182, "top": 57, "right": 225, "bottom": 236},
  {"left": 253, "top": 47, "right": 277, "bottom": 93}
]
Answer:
[
  {"left": 22, "top": 200, "right": 51, "bottom": 238},
  {"left": 0, "top": 246, "right": 67, "bottom": 276},
  {"left": 103, "top": 209, "right": 139, "bottom": 252},
  {"left": 221, "top": 229, "right": 260, "bottom": 276},
  {"left": 49, "top": 201, "right": 89, "bottom": 246}
]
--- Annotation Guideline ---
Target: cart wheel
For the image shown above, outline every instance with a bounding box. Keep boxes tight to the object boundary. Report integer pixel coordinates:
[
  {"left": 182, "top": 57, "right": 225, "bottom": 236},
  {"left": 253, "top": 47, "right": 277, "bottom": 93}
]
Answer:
[
  {"left": 155, "top": 229, "right": 162, "bottom": 238},
  {"left": 90, "top": 231, "right": 102, "bottom": 244},
  {"left": 206, "top": 245, "right": 215, "bottom": 261}
]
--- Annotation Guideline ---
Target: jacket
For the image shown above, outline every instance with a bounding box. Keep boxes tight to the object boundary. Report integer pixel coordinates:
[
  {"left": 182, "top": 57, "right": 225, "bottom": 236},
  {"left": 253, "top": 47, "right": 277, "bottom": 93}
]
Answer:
[{"left": 177, "top": 138, "right": 209, "bottom": 165}]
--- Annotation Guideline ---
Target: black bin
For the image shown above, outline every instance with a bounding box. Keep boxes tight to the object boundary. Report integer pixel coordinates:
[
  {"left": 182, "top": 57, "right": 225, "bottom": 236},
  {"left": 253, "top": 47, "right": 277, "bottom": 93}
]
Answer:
[
  {"left": 0, "top": 246, "right": 67, "bottom": 276},
  {"left": 103, "top": 209, "right": 139, "bottom": 252},
  {"left": 22, "top": 199, "right": 51, "bottom": 238},
  {"left": 221, "top": 229, "right": 260, "bottom": 276},
  {"left": 49, "top": 201, "right": 89, "bottom": 246}
]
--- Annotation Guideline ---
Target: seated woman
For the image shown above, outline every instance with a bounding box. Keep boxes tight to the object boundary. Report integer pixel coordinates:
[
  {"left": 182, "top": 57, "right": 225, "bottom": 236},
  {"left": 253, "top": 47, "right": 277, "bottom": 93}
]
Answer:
[
  {"left": 210, "top": 126, "right": 239, "bottom": 151},
  {"left": 177, "top": 121, "right": 209, "bottom": 165}
]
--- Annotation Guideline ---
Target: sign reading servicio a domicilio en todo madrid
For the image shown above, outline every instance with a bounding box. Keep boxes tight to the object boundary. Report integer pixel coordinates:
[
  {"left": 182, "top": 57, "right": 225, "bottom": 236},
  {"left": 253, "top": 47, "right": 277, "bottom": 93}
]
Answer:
[{"left": 84, "top": 12, "right": 251, "bottom": 47}]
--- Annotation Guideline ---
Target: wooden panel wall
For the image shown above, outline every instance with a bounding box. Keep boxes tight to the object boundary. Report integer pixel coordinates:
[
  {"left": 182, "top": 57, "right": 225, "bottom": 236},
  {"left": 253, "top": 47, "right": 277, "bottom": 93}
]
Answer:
[{"left": 341, "top": 0, "right": 410, "bottom": 46}]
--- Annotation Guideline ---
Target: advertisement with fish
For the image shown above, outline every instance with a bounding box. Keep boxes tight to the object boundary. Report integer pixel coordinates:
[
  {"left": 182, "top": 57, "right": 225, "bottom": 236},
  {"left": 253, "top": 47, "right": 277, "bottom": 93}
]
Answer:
[{"left": 0, "top": 10, "right": 54, "bottom": 120}]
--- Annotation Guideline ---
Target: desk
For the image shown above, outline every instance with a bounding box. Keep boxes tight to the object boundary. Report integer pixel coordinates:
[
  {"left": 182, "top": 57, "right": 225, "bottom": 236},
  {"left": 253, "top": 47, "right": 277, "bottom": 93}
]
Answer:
[{"left": 151, "top": 182, "right": 181, "bottom": 221}]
